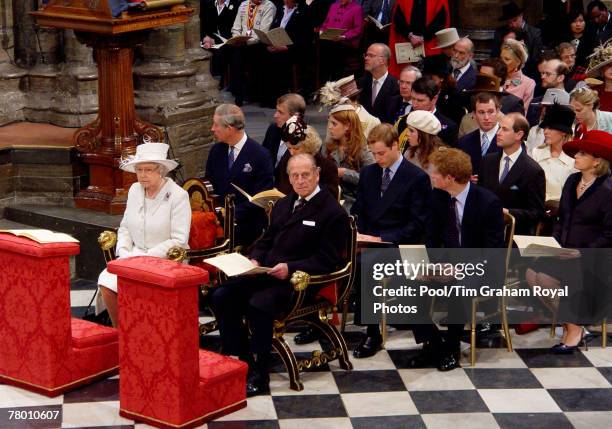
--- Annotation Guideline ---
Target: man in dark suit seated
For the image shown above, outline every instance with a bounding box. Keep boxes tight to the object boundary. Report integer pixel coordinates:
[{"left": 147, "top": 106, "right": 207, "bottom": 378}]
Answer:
[
  {"left": 351, "top": 123, "right": 431, "bottom": 358},
  {"left": 262, "top": 93, "right": 306, "bottom": 174},
  {"left": 408, "top": 148, "right": 505, "bottom": 371},
  {"left": 358, "top": 43, "right": 402, "bottom": 124},
  {"left": 409, "top": 77, "right": 458, "bottom": 147},
  {"left": 210, "top": 153, "right": 349, "bottom": 396},
  {"left": 200, "top": 0, "right": 241, "bottom": 86},
  {"left": 479, "top": 112, "right": 545, "bottom": 235},
  {"left": 457, "top": 92, "right": 502, "bottom": 177},
  {"left": 259, "top": 0, "right": 314, "bottom": 107},
  {"left": 206, "top": 104, "right": 274, "bottom": 247},
  {"left": 588, "top": 1, "right": 612, "bottom": 44},
  {"left": 451, "top": 37, "right": 478, "bottom": 93}
]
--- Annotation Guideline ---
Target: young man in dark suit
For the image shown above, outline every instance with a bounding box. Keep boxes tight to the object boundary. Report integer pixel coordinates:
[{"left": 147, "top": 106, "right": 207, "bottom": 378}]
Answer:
[
  {"left": 350, "top": 123, "right": 431, "bottom": 358},
  {"left": 413, "top": 148, "right": 505, "bottom": 371},
  {"left": 210, "top": 153, "right": 349, "bottom": 396},
  {"left": 261, "top": 93, "right": 306, "bottom": 173},
  {"left": 457, "top": 92, "right": 502, "bottom": 176},
  {"left": 479, "top": 112, "right": 545, "bottom": 235},
  {"left": 358, "top": 43, "right": 402, "bottom": 124},
  {"left": 409, "top": 77, "right": 458, "bottom": 147},
  {"left": 206, "top": 104, "right": 274, "bottom": 246}
]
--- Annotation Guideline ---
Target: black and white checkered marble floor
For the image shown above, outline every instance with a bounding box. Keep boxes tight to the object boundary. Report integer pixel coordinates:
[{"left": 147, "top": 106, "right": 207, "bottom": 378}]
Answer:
[{"left": 2, "top": 279, "right": 612, "bottom": 429}]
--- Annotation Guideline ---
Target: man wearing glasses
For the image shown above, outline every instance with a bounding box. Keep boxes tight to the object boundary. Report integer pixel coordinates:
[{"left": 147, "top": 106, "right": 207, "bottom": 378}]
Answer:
[
  {"left": 358, "top": 43, "right": 402, "bottom": 124},
  {"left": 527, "top": 59, "right": 573, "bottom": 127}
]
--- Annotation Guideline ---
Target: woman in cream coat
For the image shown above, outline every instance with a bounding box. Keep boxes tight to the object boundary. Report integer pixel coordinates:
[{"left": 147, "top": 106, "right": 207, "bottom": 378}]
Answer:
[{"left": 97, "top": 143, "right": 191, "bottom": 327}]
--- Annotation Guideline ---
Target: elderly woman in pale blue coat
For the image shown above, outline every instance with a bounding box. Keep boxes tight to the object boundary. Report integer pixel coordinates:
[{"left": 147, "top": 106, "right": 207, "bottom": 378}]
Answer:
[{"left": 97, "top": 143, "right": 191, "bottom": 327}]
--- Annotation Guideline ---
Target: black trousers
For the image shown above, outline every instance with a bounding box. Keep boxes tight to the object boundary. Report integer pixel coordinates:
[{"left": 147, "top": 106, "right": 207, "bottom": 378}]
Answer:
[{"left": 210, "top": 274, "right": 293, "bottom": 356}]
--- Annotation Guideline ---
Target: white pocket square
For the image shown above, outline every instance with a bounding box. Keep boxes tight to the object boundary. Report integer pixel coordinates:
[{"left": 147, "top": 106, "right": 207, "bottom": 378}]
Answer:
[
  {"left": 303, "top": 220, "right": 316, "bottom": 226},
  {"left": 510, "top": 185, "right": 519, "bottom": 190},
  {"left": 243, "top": 163, "right": 252, "bottom": 173}
]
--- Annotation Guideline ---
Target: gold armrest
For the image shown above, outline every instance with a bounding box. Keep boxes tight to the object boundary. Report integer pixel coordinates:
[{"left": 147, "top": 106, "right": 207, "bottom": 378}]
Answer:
[
  {"left": 98, "top": 230, "right": 117, "bottom": 263},
  {"left": 290, "top": 262, "right": 352, "bottom": 291},
  {"left": 167, "top": 246, "right": 187, "bottom": 262}
]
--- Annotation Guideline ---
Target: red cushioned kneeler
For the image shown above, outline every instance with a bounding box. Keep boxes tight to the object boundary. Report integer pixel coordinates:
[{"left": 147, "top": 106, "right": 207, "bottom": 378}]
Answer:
[
  {"left": 0, "top": 234, "right": 119, "bottom": 397},
  {"left": 108, "top": 257, "right": 247, "bottom": 429}
]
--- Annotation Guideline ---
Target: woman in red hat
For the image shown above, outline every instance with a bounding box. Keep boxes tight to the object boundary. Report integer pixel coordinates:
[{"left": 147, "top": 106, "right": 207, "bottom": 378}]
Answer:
[{"left": 526, "top": 130, "right": 612, "bottom": 353}]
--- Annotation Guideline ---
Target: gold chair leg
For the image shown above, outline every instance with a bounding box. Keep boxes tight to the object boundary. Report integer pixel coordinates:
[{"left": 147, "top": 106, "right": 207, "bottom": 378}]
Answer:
[
  {"left": 315, "top": 316, "right": 353, "bottom": 371},
  {"left": 603, "top": 319, "right": 607, "bottom": 348},
  {"left": 501, "top": 296, "right": 513, "bottom": 352},
  {"left": 341, "top": 298, "right": 349, "bottom": 333},
  {"left": 470, "top": 299, "right": 477, "bottom": 367},
  {"left": 272, "top": 335, "right": 304, "bottom": 391}
]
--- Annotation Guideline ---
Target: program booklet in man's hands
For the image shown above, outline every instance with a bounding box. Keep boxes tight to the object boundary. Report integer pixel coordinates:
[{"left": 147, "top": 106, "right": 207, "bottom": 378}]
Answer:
[
  {"left": 0, "top": 229, "right": 79, "bottom": 244},
  {"left": 231, "top": 183, "right": 285, "bottom": 209},
  {"left": 253, "top": 28, "right": 293, "bottom": 47},
  {"left": 203, "top": 253, "right": 271, "bottom": 277},
  {"left": 394, "top": 42, "right": 425, "bottom": 64},
  {"left": 513, "top": 235, "right": 563, "bottom": 257}
]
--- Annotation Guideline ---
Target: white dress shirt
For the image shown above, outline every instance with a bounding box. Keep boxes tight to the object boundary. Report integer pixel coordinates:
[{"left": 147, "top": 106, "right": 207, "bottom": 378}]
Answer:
[
  {"left": 229, "top": 132, "right": 248, "bottom": 159},
  {"left": 499, "top": 146, "right": 522, "bottom": 182}
]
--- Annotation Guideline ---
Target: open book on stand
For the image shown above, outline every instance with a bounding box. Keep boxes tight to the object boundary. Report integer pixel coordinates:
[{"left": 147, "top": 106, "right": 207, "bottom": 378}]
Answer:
[
  {"left": 203, "top": 252, "right": 270, "bottom": 277},
  {"left": 0, "top": 229, "right": 79, "bottom": 244},
  {"left": 231, "top": 183, "right": 285, "bottom": 209},
  {"left": 253, "top": 28, "right": 293, "bottom": 47},
  {"left": 513, "top": 235, "right": 563, "bottom": 257}
]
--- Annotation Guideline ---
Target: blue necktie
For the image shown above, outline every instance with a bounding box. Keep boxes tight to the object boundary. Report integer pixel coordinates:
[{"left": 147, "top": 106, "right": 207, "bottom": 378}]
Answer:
[
  {"left": 381, "top": 167, "right": 391, "bottom": 195},
  {"left": 481, "top": 133, "right": 491, "bottom": 156},
  {"left": 499, "top": 156, "right": 511, "bottom": 183},
  {"left": 228, "top": 146, "right": 235, "bottom": 171},
  {"left": 381, "top": 0, "right": 391, "bottom": 25}
]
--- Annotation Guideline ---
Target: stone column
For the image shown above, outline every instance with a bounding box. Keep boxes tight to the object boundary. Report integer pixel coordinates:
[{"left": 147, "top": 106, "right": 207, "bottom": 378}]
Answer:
[
  {"left": 0, "top": 0, "right": 26, "bottom": 126},
  {"left": 134, "top": 19, "right": 216, "bottom": 179},
  {"left": 15, "top": 0, "right": 62, "bottom": 124},
  {"left": 50, "top": 30, "right": 98, "bottom": 128}
]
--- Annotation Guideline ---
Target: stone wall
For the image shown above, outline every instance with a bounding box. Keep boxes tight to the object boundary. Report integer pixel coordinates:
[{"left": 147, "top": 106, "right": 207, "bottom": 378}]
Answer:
[{"left": 0, "top": 0, "right": 217, "bottom": 181}]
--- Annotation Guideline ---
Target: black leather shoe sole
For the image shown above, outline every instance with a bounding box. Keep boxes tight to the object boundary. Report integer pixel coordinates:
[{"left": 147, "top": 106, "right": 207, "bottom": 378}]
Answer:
[
  {"left": 294, "top": 327, "right": 319, "bottom": 345},
  {"left": 353, "top": 336, "right": 382, "bottom": 359}
]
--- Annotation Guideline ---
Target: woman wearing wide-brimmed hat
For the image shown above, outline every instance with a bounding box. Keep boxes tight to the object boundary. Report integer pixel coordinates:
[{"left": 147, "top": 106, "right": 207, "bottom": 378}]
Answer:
[
  {"left": 531, "top": 103, "right": 577, "bottom": 202},
  {"left": 97, "top": 143, "right": 191, "bottom": 327},
  {"left": 526, "top": 130, "right": 612, "bottom": 354},
  {"left": 585, "top": 40, "right": 612, "bottom": 112}
]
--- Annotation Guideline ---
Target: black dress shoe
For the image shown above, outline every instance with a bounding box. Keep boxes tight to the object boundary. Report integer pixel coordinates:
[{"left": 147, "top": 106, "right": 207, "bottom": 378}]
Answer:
[
  {"left": 294, "top": 327, "right": 319, "bottom": 345},
  {"left": 353, "top": 335, "right": 382, "bottom": 359},
  {"left": 437, "top": 352, "right": 460, "bottom": 371},
  {"left": 246, "top": 374, "right": 270, "bottom": 397}
]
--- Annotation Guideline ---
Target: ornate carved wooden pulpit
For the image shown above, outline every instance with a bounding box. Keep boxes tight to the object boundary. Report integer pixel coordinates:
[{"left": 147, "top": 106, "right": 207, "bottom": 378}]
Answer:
[{"left": 31, "top": 1, "right": 193, "bottom": 214}]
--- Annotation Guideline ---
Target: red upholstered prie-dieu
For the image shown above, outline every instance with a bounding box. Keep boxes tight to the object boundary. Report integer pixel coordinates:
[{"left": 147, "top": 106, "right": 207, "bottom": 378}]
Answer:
[
  {"left": 109, "top": 257, "right": 247, "bottom": 429},
  {"left": 0, "top": 233, "right": 118, "bottom": 397}
]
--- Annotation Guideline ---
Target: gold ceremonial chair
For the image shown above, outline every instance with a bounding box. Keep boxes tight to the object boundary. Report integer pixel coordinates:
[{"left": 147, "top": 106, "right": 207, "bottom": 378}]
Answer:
[{"left": 272, "top": 216, "right": 357, "bottom": 391}]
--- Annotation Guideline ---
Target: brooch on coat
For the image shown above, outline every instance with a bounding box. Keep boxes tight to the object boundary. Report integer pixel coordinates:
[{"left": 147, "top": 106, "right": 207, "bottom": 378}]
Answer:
[
  {"left": 228, "top": 4, "right": 234, "bottom": 10},
  {"left": 509, "top": 78, "right": 521, "bottom": 86},
  {"left": 243, "top": 163, "right": 253, "bottom": 173},
  {"left": 164, "top": 192, "right": 171, "bottom": 201}
]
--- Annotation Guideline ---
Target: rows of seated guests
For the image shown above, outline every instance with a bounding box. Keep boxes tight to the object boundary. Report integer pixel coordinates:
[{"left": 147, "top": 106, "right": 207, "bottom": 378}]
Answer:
[
  {"left": 200, "top": 0, "right": 612, "bottom": 107},
  {"left": 94, "top": 0, "right": 612, "bottom": 398}
]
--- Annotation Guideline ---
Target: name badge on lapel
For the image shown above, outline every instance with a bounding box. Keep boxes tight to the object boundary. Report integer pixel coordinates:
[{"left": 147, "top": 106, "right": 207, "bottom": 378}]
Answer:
[{"left": 303, "top": 220, "right": 315, "bottom": 226}]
